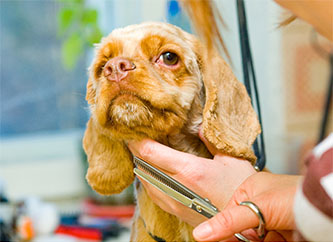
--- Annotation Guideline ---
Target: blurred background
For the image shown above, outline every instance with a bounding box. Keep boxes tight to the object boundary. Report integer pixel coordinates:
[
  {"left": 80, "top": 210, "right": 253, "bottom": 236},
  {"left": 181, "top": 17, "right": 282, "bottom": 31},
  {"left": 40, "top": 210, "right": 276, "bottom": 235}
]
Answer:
[{"left": 0, "top": 0, "right": 332, "bottom": 241}]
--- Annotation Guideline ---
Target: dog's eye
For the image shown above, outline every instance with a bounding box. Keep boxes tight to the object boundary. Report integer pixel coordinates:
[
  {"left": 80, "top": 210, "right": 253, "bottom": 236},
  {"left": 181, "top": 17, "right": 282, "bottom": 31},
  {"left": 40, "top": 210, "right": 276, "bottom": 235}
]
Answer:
[{"left": 160, "top": 52, "right": 179, "bottom": 65}]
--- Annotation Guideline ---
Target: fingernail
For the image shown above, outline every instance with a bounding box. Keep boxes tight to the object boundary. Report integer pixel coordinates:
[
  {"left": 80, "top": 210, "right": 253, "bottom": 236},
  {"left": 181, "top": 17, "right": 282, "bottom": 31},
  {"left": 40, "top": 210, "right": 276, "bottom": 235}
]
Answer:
[{"left": 193, "top": 222, "right": 212, "bottom": 240}]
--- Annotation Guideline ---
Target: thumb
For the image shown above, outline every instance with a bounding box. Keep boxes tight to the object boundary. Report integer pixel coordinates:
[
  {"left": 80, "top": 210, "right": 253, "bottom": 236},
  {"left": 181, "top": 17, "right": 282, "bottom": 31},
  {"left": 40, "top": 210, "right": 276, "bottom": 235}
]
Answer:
[
  {"left": 193, "top": 204, "right": 260, "bottom": 241},
  {"left": 198, "top": 127, "right": 220, "bottom": 156}
]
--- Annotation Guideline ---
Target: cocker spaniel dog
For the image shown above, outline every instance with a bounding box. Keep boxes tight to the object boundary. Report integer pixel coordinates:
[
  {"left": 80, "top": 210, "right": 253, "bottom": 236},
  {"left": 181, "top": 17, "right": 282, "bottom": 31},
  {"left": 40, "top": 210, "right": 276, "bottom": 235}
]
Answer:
[{"left": 83, "top": 22, "right": 260, "bottom": 242}]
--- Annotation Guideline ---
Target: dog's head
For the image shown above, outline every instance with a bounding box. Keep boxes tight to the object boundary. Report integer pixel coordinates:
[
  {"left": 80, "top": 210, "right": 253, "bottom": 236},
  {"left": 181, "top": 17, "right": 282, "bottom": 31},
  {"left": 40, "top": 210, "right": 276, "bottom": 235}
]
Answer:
[{"left": 87, "top": 22, "right": 260, "bottom": 162}]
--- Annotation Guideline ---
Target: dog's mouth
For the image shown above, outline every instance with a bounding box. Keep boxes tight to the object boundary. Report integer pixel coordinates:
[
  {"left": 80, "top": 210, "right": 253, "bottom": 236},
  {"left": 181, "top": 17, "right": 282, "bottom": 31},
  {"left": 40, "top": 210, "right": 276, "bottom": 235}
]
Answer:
[
  {"left": 107, "top": 92, "right": 154, "bottom": 128},
  {"left": 112, "top": 92, "right": 143, "bottom": 106}
]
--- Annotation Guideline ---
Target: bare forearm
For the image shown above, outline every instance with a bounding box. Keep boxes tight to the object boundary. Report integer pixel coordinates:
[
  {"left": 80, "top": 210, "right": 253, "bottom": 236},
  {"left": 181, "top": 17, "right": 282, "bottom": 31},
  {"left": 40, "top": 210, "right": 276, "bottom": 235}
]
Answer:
[{"left": 275, "top": 0, "right": 333, "bottom": 41}]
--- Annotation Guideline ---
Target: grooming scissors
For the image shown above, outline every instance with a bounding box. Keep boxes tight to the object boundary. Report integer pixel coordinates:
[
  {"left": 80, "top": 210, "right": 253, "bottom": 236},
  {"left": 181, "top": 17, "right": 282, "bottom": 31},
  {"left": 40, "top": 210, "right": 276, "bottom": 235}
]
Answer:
[{"left": 133, "top": 156, "right": 251, "bottom": 242}]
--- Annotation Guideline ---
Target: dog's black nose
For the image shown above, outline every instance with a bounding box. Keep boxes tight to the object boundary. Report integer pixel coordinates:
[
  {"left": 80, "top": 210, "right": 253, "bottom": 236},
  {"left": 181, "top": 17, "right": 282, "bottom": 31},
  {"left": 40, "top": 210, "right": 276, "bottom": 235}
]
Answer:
[{"left": 103, "top": 57, "right": 136, "bottom": 82}]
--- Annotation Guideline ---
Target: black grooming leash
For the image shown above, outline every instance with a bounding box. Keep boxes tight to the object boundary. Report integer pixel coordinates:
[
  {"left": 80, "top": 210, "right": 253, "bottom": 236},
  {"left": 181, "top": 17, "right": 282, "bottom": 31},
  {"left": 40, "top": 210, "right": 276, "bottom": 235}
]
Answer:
[{"left": 236, "top": 0, "right": 266, "bottom": 171}]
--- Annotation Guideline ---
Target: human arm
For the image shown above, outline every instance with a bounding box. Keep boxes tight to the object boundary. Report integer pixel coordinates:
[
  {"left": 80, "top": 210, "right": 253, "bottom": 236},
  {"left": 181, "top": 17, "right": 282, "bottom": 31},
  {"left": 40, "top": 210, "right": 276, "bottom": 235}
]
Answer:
[{"left": 274, "top": 0, "right": 333, "bottom": 41}]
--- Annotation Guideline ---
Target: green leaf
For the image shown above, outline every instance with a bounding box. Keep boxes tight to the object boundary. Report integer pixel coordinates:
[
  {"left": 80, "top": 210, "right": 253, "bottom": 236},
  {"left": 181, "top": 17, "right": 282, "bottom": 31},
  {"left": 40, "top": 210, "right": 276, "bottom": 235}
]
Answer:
[
  {"left": 85, "top": 25, "right": 103, "bottom": 45},
  {"left": 58, "top": 8, "right": 75, "bottom": 36},
  {"left": 82, "top": 9, "right": 98, "bottom": 25},
  {"left": 61, "top": 33, "right": 83, "bottom": 70}
]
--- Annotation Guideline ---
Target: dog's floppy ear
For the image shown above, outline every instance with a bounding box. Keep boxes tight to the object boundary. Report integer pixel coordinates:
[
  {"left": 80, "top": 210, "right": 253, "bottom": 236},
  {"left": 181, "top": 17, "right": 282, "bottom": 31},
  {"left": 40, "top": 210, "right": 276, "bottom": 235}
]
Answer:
[
  {"left": 198, "top": 46, "right": 261, "bottom": 163},
  {"left": 86, "top": 77, "right": 96, "bottom": 105},
  {"left": 83, "top": 119, "right": 135, "bottom": 195}
]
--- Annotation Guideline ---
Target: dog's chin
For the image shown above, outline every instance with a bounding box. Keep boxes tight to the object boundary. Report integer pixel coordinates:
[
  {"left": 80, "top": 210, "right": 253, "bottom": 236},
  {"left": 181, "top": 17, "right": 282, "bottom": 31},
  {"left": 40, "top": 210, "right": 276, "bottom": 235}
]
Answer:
[
  {"left": 108, "top": 94, "right": 153, "bottom": 128},
  {"left": 95, "top": 93, "right": 185, "bottom": 140}
]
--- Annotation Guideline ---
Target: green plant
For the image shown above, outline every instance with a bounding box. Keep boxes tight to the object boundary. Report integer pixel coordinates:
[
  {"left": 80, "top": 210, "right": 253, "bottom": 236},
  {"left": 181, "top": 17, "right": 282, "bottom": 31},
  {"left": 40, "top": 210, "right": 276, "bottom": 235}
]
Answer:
[{"left": 57, "top": 0, "right": 103, "bottom": 70}]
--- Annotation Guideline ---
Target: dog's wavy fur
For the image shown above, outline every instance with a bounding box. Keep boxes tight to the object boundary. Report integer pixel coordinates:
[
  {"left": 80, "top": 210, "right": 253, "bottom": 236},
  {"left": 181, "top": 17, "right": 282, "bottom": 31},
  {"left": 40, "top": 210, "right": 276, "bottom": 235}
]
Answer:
[{"left": 83, "top": 22, "right": 260, "bottom": 241}]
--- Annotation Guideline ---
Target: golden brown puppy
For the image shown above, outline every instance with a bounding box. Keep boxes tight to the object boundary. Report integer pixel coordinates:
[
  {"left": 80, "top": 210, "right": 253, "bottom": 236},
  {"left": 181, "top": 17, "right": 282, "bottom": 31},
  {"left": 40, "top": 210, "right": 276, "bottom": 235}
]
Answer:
[{"left": 83, "top": 22, "right": 260, "bottom": 242}]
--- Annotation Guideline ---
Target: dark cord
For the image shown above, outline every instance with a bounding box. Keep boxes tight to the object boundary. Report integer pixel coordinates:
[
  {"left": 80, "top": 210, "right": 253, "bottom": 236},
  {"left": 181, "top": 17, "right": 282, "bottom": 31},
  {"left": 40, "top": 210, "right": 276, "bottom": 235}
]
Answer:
[
  {"left": 318, "top": 54, "right": 333, "bottom": 143},
  {"left": 310, "top": 29, "right": 333, "bottom": 143},
  {"left": 236, "top": 0, "right": 266, "bottom": 171}
]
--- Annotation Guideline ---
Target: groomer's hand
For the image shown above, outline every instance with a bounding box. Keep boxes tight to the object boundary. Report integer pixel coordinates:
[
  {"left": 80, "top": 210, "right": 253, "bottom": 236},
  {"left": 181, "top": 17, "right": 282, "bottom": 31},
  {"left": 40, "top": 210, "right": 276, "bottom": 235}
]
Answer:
[
  {"left": 193, "top": 172, "right": 302, "bottom": 241},
  {"left": 128, "top": 131, "right": 256, "bottom": 227}
]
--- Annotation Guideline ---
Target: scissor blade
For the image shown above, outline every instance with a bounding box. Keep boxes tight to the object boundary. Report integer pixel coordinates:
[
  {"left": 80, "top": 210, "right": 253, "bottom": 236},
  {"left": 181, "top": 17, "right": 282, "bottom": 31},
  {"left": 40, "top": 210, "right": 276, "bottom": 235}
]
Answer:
[{"left": 134, "top": 168, "right": 193, "bottom": 208}]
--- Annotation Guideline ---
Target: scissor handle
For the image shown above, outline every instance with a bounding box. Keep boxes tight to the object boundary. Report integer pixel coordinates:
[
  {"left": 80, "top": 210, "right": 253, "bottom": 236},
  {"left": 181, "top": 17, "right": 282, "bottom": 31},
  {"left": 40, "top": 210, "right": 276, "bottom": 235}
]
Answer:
[
  {"left": 192, "top": 198, "right": 218, "bottom": 218},
  {"left": 192, "top": 198, "right": 250, "bottom": 242}
]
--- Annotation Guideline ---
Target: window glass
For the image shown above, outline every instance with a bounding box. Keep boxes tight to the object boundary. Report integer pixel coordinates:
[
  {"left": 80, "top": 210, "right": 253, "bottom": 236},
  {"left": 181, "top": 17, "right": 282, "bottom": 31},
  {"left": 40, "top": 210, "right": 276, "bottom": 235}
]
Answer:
[{"left": 0, "top": 0, "right": 88, "bottom": 137}]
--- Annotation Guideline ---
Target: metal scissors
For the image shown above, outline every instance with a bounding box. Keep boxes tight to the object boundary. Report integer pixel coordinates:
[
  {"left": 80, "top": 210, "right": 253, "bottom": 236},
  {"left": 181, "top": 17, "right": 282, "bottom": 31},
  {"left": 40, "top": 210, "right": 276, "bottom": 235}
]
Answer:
[{"left": 133, "top": 156, "right": 250, "bottom": 242}]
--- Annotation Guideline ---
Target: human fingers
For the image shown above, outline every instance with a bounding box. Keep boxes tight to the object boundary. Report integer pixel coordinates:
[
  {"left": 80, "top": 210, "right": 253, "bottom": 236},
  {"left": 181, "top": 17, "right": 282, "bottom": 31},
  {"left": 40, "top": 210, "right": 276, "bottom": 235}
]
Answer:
[
  {"left": 193, "top": 204, "right": 260, "bottom": 241},
  {"left": 264, "top": 231, "right": 286, "bottom": 242},
  {"left": 220, "top": 230, "right": 291, "bottom": 242},
  {"left": 275, "top": 231, "right": 294, "bottom": 241},
  {"left": 230, "top": 173, "right": 299, "bottom": 231},
  {"left": 138, "top": 177, "right": 182, "bottom": 214},
  {"left": 220, "top": 229, "right": 259, "bottom": 242},
  {"left": 128, "top": 139, "right": 207, "bottom": 174},
  {"left": 198, "top": 127, "right": 220, "bottom": 156},
  {"left": 137, "top": 177, "right": 206, "bottom": 227},
  {"left": 193, "top": 177, "right": 299, "bottom": 241}
]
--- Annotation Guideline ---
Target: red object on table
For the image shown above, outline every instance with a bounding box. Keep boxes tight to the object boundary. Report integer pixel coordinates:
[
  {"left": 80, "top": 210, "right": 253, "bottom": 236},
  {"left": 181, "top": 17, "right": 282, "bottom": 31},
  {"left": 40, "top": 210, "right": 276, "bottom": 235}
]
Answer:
[
  {"left": 82, "top": 199, "right": 135, "bottom": 219},
  {"left": 55, "top": 225, "right": 102, "bottom": 241}
]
